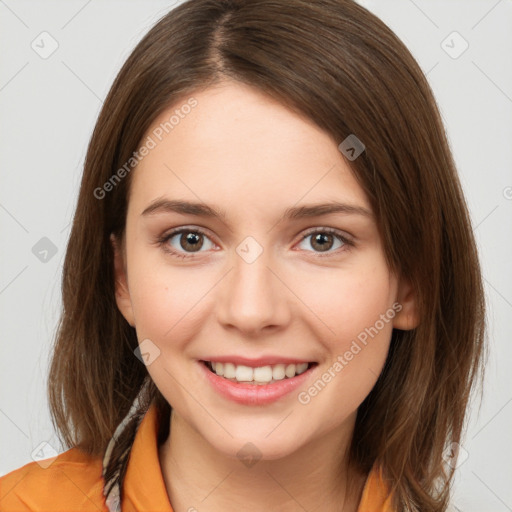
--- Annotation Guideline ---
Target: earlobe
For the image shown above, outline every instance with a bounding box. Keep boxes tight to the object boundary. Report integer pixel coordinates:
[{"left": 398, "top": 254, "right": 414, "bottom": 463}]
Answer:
[
  {"left": 392, "top": 276, "right": 420, "bottom": 330},
  {"left": 110, "top": 233, "right": 136, "bottom": 327}
]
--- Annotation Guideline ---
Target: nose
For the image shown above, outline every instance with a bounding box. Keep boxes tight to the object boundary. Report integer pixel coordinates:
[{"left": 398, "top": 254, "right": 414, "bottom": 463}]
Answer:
[{"left": 215, "top": 245, "right": 292, "bottom": 336}]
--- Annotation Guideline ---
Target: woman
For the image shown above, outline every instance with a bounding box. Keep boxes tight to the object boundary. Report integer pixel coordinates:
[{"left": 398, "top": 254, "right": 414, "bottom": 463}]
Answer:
[{"left": 0, "top": 1, "right": 486, "bottom": 511}]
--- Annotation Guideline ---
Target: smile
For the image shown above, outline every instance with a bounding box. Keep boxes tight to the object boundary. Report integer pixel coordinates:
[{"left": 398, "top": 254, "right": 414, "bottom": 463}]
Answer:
[{"left": 202, "top": 360, "right": 317, "bottom": 385}]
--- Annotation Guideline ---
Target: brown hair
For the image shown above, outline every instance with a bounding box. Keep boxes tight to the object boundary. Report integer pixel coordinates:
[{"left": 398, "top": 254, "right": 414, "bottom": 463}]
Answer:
[{"left": 47, "top": 0, "right": 487, "bottom": 510}]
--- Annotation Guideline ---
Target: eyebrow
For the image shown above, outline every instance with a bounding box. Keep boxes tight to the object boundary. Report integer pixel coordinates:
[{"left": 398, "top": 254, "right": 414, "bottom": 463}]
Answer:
[{"left": 141, "top": 199, "right": 373, "bottom": 222}]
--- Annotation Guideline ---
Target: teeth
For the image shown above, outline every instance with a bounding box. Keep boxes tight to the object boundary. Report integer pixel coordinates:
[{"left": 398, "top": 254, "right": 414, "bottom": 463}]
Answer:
[{"left": 209, "top": 361, "right": 310, "bottom": 384}]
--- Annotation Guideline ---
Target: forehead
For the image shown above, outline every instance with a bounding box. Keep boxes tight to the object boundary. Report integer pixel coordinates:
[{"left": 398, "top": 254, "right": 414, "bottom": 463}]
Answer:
[{"left": 129, "top": 81, "right": 371, "bottom": 216}]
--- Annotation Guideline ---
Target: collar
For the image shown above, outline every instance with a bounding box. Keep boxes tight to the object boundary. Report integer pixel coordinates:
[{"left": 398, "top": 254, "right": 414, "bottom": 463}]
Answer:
[
  {"left": 122, "top": 403, "right": 173, "bottom": 512},
  {"left": 120, "top": 403, "right": 393, "bottom": 512}
]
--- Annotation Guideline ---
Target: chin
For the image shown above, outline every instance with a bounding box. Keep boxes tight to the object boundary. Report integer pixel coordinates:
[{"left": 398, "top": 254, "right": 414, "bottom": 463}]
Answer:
[{"left": 204, "top": 430, "right": 303, "bottom": 463}]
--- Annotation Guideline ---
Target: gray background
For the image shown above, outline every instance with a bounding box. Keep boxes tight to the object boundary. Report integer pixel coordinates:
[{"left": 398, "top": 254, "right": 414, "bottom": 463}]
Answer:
[{"left": 1, "top": 1, "right": 511, "bottom": 510}]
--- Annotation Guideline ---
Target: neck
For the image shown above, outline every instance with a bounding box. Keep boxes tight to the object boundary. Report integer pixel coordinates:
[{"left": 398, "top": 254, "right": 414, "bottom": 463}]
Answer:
[{"left": 158, "top": 410, "right": 368, "bottom": 512}]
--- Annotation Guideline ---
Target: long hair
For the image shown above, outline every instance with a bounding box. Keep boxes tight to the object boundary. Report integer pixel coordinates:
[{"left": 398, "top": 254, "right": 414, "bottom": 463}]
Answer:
[{"left": 47, "top": 1, "right": 487, "bottom": 510}]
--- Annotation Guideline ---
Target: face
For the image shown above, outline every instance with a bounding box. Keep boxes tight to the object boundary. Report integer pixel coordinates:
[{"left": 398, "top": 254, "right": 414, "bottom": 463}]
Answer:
[{"left": 113, "top": 80, "right": 417, "bottom": 461}]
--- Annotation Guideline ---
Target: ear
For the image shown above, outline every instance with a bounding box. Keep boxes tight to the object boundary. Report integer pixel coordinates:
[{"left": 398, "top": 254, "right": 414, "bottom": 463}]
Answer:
[
  {"left": 110, "top": 233, "right": 136, "bottom": 327},
  {"left": 392, "top": 276, "right": 420, "bottom": 330}
]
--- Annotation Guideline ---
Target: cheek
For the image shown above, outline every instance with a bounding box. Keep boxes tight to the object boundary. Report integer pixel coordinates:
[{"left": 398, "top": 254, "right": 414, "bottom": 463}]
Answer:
[
  {"left": 128, "top": 255, "right": 213, "bottom": 343},
  {"left": 295, "top": 264, "right": 395, "bottom": 420},
  {"left": 293, "top": 258, "right": 395, "bottom": 344},
  {"left": 293, "top": 258, "right": 396, "bottom": 408}
]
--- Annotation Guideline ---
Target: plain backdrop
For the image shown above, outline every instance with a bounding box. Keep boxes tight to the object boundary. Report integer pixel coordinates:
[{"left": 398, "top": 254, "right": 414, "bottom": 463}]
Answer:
[{"left": 1, "top": 1, "right": 511, "bottom": 510}]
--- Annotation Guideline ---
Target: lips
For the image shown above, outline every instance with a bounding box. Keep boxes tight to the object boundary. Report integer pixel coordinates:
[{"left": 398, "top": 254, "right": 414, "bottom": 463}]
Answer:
[{"left": 199, "top": 358, "right": 318, "bottom": 405}]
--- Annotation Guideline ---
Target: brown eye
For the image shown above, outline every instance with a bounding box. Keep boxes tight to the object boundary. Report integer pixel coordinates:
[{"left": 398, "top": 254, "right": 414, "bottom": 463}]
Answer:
[
  {"left": 178, "top": 231, "right": 204, "bottom": 252},
  {"left": 310, "top": 232, "right": 335, "bottom": 252},
  {"left": 160, "top": 228, "right": 215, "bottom": 258},
  {"left": 297, "top": 228, "right": 350, "bottom": 255}
]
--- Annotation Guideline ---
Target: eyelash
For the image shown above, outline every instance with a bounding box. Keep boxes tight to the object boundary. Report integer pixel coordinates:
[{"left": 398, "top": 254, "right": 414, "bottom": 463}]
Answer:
[{"left": 156, "top": 226, "right": 354, "bottom": 260}]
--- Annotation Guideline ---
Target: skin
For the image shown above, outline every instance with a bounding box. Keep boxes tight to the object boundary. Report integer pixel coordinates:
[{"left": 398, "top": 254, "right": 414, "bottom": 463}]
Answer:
[{"left": 112, "top": 80, "right": 419, "bottom": 512}]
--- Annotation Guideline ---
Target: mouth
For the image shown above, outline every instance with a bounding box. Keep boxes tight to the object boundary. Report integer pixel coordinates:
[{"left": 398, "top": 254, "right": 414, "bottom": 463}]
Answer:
[{"left": 200, "top": 360, "right": 319, "bottom": 386}]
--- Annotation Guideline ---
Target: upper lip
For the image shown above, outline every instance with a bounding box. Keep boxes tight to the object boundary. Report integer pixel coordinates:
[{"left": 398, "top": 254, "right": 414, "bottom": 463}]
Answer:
[{"left": 200, "top": 355, "right": 316, "bottom": 367}]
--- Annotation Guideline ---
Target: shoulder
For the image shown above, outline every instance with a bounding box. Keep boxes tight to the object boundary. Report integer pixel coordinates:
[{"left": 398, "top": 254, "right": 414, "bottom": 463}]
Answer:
[{"left": 0, "top": 448, "right": 108, "bottom": 511}]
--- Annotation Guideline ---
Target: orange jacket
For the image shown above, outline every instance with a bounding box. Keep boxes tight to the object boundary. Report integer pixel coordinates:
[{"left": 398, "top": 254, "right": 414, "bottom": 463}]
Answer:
[{"left": 0, "top": 404, "right": 394, "bottom": 511}]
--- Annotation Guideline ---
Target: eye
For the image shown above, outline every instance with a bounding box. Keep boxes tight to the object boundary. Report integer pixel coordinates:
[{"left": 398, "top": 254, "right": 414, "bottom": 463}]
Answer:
[
  {"left": 297, "top": 228, "right": 352, "bottom": 255},
  {"left": 158, "top": 227, "right": 216, "bottom": 259}
]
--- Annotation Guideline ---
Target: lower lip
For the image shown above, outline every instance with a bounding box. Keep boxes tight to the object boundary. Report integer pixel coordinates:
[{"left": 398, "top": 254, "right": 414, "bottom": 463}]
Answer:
[{"left": 199, "top": 361, "right": 317, "bottom": 406}]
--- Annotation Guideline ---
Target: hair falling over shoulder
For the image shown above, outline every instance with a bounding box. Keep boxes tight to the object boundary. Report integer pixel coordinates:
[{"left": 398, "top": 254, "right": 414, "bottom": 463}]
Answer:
[{"left": 47, "top": 1, "right": 487, "bottom": 510}]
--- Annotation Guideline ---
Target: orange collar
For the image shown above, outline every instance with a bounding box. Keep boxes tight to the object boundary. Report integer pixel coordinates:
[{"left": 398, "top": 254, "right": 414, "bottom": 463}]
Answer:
[
  {"left": 121, "top": 404, "right": 173, "bottom": 511},
  {"left": 121, "top": 404, "right": 393, "bottom": 512}
]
